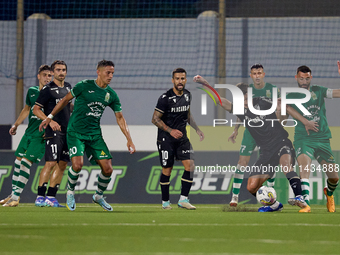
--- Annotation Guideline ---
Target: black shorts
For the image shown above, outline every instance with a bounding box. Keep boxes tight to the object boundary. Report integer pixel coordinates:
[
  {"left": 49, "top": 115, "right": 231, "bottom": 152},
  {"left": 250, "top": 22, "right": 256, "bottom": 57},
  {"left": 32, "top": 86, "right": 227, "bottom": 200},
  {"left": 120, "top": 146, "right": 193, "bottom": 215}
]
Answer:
[
  {"left": 249, "top": 138, "right": 295, "bottom": 178},
  {"left": 157, "top": 136, "right": 194, "bottom": 168},
  {"left": 45, "top": 131, "right": 70, "bottom": 163}
]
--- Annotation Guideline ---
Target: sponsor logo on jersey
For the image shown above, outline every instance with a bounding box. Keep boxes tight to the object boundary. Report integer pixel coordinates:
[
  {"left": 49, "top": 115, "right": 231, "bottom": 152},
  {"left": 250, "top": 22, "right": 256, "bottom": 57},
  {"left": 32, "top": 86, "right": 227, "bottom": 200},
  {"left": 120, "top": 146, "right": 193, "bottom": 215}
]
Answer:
[
  {"left": 171, "top": 105, "right": 189, "bottom": 112},
  {"left": 184, "top": 94, "right": 189, "bottom": 102},
  {"left": 88, "top": 90, "right": 95, "bottom": 93}
]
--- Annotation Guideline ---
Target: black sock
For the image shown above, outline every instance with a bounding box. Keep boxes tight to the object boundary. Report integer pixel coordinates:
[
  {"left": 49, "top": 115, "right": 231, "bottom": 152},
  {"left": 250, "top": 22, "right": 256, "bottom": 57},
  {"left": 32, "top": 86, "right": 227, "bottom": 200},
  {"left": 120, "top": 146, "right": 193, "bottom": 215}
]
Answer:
[
  {"left": 286, "top": 171, "right": 302, "bottom": 196},
  {"left": 37, "top": 182, "right": 48, "bottom": 197},
  {"left": 160, "top": 174, "right": 170, "bottom": 201},
  {"left": 181, "top": 171, "right": 193, "bottom": 197},
  {"left": 46, "top": 184, "right": 59, "bottom": 197},
  {"left": 251, "top": 192, "right": 256, "bottom": 197}
]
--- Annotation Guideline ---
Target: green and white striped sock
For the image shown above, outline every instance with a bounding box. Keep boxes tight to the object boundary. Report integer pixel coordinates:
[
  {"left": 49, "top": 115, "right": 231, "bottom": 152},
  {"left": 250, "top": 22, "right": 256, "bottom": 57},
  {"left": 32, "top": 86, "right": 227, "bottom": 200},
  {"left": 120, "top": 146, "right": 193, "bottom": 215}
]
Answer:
[
  {"left": 232, "top": 166, "right": 244, "bottom": 196},
  {"left": 301, "top": 178, "right": 310, "bottom": 205},
  {"left": 11, "top": 159, "right": 21, "bottom": 194},
  {"left": 326, "top": 179, "right": 339, "bottom": 196},
  {"left": 95, "top": 172, "right": 111, "bottom": 197},
  {"left": 267, "top": 172, "right": 276, "bottom": 188},
  {"left": 13, "top": 158, "right": 32, "bottom": 199},
  {"left": 67, "top": 167, "right": 80, "bottom": 191}
]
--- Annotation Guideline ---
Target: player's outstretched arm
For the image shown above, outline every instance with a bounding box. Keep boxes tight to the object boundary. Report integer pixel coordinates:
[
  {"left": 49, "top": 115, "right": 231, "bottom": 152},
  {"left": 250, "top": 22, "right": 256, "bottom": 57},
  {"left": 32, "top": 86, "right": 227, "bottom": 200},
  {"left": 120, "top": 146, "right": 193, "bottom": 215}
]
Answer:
[
  {"left": 151, "top": 110, "right": 183, "bottom": 139},
  {"left": 9, "top": 105, "right": 31, "bottom": 135},
  {"left": 38, "top": 92, "right": 74, "bottom": 131},
  {"left": 188, "top": 110, "right": 204, "bottom": 141},
  {"left": 115, "top": 111, "right": 135, "bottom": 154},
  {"left": 286, "top": 105, "right": 319, "bottom": 135},
  {"left": 193, "top": 75, "right": 232, "bottom": 112}
]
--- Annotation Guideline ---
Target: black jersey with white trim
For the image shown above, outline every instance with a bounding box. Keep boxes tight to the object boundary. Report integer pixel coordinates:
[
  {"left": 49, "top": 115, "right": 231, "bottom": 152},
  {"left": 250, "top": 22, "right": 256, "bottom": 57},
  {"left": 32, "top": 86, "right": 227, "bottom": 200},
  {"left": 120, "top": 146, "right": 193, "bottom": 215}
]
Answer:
[
  {"left": 35, "top": 81, "right": 72, "bottom": 137},
  {"left": 237, "top": 97, "right": 289, "bottom": 152},
  {"left": 155, "top": 88, "right": 191, "bottom": 140}
]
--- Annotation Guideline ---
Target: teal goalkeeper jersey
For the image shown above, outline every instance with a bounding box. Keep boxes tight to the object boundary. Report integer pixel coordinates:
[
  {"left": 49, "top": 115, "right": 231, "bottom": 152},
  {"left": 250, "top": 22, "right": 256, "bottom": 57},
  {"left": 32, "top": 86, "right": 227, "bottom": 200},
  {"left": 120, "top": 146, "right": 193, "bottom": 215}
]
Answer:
[
  {"left": 25, "top": 86, "right": 44, "bottom": 138},
  {"left": 286, "top": 85, "right": 332, "bottom": 141},
  {"left": 67, "top": 79, "right": 122, "bottom": 135},
  {"left": 249, "top": 82, "right": 280, "bottom": 99}
]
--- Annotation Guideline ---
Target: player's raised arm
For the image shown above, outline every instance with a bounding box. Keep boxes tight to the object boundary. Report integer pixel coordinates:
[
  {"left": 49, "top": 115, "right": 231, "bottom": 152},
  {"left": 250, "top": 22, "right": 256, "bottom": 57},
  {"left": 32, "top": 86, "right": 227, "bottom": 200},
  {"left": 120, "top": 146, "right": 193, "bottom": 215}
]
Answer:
[
  {"left": 193, "top": 75, "right": 233, "bottom": 112},
  {"left": 38, "top": 91, "right": 74, "bottom": 131},
  {"left": 115, "top": 111, "right": 136, "bottom": 154},
  {"left": 187, "top": 109, "right": 204, "bottom": 141},
  {"left": 286, "top": 105, "right": 319, "bottom": 135}
]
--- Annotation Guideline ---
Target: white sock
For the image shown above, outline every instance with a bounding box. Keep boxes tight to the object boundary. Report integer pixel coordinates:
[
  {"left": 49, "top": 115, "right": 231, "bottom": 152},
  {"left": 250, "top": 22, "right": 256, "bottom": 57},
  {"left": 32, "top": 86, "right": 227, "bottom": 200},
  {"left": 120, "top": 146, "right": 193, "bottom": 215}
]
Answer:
[
  {"left": 180, "top": 195, "right": 187, "bottom": 201},
  {"left": 269, "top": 201, "right": 280, "bottom": 209}
]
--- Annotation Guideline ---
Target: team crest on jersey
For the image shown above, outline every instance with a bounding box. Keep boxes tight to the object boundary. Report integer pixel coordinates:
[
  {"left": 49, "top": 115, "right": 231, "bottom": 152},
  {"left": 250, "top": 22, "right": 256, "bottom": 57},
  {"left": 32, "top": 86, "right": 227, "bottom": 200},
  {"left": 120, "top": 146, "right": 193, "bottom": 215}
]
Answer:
[
  {"left": 184, "top": 94, "right": 189, "bottom": 102},
  {"left": 105, "top": 92, "right": 110, "bottom": 102},
  {"left": 266, "top": 90, "right": 271, "bottom": 98},
  {"left": 311, "top": 91, "right": 317, "bottom": 100}
]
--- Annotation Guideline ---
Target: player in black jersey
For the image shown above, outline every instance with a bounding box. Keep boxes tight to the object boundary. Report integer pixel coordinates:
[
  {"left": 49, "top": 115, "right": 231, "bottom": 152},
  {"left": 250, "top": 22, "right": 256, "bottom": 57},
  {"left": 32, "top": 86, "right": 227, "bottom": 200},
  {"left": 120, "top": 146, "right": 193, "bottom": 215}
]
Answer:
[
  {"left": 152, "top": 68, "right": 204, "bottom": 210},
  {"left": 33, "top": 60, "right": 72, "bottom": 207},
  {"left": 194, "top": 75, "right": 318, "bottom": 213}
]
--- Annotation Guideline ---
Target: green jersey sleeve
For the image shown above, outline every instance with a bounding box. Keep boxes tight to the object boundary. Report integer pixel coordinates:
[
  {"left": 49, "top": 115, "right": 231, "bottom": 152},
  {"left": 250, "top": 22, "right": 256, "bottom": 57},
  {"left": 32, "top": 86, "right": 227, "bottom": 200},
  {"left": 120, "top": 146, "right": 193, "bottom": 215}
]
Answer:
[
  {"left": 109, "top": 90, "right": 122, "bottom": 113},
  {"left": 71, "top": 80, "right": 85, "bottom": 98}
]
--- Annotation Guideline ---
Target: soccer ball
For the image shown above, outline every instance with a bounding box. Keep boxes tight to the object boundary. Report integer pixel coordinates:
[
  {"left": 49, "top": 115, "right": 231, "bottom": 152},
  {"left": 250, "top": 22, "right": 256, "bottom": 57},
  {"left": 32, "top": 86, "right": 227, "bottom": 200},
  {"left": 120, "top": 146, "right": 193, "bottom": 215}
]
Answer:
[{"left": 256, "top": 186, "right": 277, "bottom": 206}]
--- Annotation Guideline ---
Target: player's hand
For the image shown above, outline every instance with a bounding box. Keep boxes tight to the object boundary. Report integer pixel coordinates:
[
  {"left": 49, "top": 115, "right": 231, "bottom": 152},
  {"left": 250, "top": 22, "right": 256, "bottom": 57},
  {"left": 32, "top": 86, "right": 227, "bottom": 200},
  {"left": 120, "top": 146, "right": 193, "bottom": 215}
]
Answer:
[
  {"left": 170, "top": 129, "right": 183, "bottom": 139},
  {"left": 48, "top": 120, "right": 61, "bottom": 132},
  {"left": 304, "top": 120, "right": 319, "bottom": 135},
  {"left": 9, "top": 125, "right": 17, "bottom": 135},
  {"left": 127, "top": 140, "right": 136, "bottom": 154},
  {"left": 337, "top": 60, "right": 340, "bottom": 75},
  {"left": 39, "top": 118, "right": 51, "bottom": 131},
  {"left": 196, "top": 129, "right": 204, "bottom": 141},
  {"left": 228, "top": 130, "right": 238, "bottom": 143},
  {"left": 193, "top": 75, "right": 208, "bottom": 85}
]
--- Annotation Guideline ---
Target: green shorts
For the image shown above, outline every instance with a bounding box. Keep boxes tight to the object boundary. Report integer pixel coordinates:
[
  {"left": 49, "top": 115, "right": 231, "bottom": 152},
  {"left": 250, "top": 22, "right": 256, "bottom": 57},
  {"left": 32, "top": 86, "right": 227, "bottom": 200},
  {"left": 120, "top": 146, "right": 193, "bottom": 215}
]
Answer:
[
  {"left": 15, "top": 134, "right": 45, "bottom": 163},
  {"left": 239, "top": 128, "right": 257, "bottom": 156},
  {"left": 67, "top": 131, "right": 112, "bottom": 165},
  {"left": 294, "top": 139, "right": 335, "bottom": 164}
]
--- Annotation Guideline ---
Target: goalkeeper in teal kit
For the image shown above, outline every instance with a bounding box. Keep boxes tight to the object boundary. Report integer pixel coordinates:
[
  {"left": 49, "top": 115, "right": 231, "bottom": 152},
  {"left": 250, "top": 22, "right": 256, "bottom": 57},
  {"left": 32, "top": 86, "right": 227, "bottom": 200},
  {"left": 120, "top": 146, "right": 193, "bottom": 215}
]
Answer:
[{"left": 40, "top": 60, "right": 135, "bottom": 211}]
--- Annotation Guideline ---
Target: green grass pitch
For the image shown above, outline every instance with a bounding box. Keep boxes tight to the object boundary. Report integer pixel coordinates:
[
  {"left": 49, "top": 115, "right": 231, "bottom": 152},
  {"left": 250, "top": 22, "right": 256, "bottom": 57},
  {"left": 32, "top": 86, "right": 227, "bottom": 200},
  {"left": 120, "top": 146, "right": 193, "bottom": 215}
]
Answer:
[{"left": 1, "top": 203, "right": 340, "bottom": 255}]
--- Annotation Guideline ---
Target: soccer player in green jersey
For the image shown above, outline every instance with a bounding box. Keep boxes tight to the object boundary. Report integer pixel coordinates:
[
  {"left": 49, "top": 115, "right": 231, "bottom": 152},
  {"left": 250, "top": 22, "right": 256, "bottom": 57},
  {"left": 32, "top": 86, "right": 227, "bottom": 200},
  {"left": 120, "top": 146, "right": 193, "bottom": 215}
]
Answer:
[
  {"left": 39, "top": 60, "right": 136, "bottom": 211},
  {"left": 0, "top": 65, "right": 52, "bottom": 207},
  {"left": 286, "top": 64, "right": 340, "bottom": 212},
  {"left": 228, "top": 64, "right": 278, "bottom": 207}
]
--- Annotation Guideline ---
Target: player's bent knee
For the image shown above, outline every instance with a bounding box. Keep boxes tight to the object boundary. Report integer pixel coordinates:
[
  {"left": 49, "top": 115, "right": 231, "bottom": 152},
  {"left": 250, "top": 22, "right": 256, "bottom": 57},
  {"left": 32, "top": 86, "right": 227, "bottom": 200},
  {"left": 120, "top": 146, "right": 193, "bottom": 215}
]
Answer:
[{"left": 329, "top": 177, "right": 339, "bottom": 184}]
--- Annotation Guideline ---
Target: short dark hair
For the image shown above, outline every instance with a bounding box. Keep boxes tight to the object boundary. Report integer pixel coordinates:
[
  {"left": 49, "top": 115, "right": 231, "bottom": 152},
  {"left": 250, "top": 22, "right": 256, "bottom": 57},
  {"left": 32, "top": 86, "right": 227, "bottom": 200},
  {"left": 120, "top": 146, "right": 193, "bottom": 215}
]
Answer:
[
  {"left": 97, "top": 60, "right": 114, "bottom": 69},
  {"left": 250, "top": 63, "right": 264, "bottom": 70},
  {"left": 38, "top": 64, "right": 51, "bottom": 74},
  {"left": 51, "top": 60, "right": 67, "bottom": 72},
  {"left": 172, "top": 68, "right": 186, "bottom": 78},
  {"left": 297, "top": 65, "right": 312, "bottom": 74},
  {"left": 236, "top": 82, "right": 249, "bottom": 95}
]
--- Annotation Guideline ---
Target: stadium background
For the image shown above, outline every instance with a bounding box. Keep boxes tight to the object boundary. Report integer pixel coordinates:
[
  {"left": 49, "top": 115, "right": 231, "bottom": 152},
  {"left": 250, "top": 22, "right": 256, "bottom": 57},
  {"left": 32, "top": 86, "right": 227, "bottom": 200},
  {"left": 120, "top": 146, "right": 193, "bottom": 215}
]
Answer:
[{"left": 1, "top": 0, "right": 340, "bottom": 205}]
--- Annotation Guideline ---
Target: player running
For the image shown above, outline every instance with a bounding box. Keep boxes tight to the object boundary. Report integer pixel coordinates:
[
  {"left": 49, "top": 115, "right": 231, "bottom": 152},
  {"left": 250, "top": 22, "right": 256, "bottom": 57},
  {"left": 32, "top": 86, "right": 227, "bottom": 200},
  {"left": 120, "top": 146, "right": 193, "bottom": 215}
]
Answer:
[
  {"left": 1, "top": 65, "right": 52, "bottom": 207},
  {"left": 39, "top": 59, "right": 135, "bottom": 211},
  {"left": 229, "top": 64, "right": 278, "bottom": 207},
  {"left": 194, "top": 75, "right": 318, "bottom": 212},
  {"left": 152, "top": 68, "right": 204, "bottom": 210},
  {"left": 286, "top": 63, "right": 340, "bottom": 212}
]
